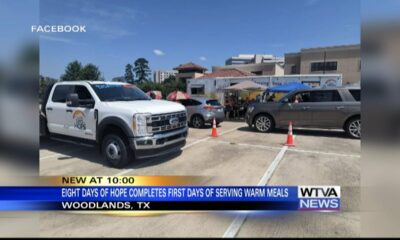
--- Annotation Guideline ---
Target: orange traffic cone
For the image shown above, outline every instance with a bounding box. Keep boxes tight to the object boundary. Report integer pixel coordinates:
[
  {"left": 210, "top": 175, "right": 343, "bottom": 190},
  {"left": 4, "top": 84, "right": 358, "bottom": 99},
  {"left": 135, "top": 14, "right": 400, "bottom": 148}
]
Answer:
[
  {"left": 285, "top": 121, "right": 295, "bottom": 147},
  {"left": 211, "top": 118, "right": 218, "bottom": 137}
]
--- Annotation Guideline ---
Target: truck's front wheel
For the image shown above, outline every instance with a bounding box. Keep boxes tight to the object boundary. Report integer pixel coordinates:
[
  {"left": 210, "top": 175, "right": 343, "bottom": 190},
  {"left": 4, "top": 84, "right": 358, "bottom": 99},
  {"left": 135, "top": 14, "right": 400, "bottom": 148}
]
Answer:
[{"left": 102, "top": 134, "right": 132, "bottom": 168}]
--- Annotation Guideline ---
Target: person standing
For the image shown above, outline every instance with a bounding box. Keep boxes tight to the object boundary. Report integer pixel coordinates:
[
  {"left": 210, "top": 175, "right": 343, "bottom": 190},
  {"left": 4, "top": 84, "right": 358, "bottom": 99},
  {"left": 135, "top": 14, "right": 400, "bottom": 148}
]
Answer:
[
  {"left": 225, "top": 97, "right": 234, "bottom": 120},
  {"left": 232, "top": 97, "right": 239, "bottom": 119}
]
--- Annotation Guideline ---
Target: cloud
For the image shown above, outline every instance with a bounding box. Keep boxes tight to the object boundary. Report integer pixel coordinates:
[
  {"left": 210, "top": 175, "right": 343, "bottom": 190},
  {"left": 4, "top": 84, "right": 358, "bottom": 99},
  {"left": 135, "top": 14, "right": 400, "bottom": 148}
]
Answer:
[
  {"left": 153, "top": 49, "right": 165, "bottom": 56},
  {"left": 41, "top": 1, "right": 137, "bottom": 40},
  {"left": 87, "top": 19, "right": 133, "bottom": 38},
  {"left": 40, "top": 35, "right": 73, "bottom": 43},
  {"left": 199, "top": 56, "right": 207, "bottom": 61},
  {"left": 80, "top": 4, "right": 137, "bottom": 21}
]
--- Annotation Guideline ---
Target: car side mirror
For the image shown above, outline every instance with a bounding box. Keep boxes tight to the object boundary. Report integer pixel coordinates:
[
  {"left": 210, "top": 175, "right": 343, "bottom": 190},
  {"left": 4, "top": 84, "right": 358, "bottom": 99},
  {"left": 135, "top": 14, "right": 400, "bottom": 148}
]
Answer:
[
  {"left": 66, "top": 93, "right": 79, "bottom": 107},
  {"left": 282, "top": 98, "right": 289, "bottom": 104}
]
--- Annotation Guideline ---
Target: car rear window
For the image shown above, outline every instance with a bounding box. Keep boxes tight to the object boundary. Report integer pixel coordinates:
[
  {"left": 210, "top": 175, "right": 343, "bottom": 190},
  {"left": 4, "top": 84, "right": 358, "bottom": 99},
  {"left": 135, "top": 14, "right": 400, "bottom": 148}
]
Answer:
[
  {"left": 206, "top": 99, "right": 221, "bottom": 106},
  {"left": 188, "top": 99, "right": 202, "bottom": 106},
  {"left": 349, "top": 89, "right": 360, "bottom": 101}
]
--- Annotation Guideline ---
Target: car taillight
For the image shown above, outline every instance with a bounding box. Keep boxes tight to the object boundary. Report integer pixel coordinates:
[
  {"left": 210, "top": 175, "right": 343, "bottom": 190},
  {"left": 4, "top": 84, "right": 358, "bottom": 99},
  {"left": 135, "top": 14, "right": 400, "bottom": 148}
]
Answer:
[{"left": 203, "top": 105, "right": 215, "bottom": 111}]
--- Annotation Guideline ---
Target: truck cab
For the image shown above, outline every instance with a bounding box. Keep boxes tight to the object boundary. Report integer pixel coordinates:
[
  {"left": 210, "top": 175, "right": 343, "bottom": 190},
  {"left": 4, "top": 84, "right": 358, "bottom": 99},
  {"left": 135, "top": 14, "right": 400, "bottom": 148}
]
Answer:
[{"left": 41, "top": 81, "right": 188, "bottom": 168}]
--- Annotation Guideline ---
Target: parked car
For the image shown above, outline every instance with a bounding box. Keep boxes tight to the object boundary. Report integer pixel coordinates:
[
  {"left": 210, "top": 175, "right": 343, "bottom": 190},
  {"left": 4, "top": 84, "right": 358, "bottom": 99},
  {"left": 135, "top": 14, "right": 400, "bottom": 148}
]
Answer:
[
  {"left": 40, "top": 81, "right": 188, "bottom": 168},
  {"left": 177, "top": 97, "right": 224, "bottom": 128},
  {"left": 245, "top": 87, "right": 361, "bottom": 138}
]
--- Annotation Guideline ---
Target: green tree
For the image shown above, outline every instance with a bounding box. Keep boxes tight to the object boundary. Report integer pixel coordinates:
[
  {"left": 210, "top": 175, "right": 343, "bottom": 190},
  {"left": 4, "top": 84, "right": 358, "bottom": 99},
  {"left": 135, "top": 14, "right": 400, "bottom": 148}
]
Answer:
[
  {"left": 137, "top": 81, "right": 157, "bottom": 93},
  {"left": 135, "top": 77, "right": 187, "bottom": 100},
  {"left": 80, "top": 63, "right": 102, "bottom": 80},
  {"left": 137, "top": 75, "right": 185, "bottom": 98},
  {"left": 60, "top": 60, "right": 82, "bottom": 81},
  {"left": 163, "top": 75, "right": 176, "bottom": 84},
  {"left": 60, "top": 61, "right": 103, "bottom": 81},
  {"left": 124, "top": 64, "right": 134, "bottom": 83},
  {"left": 133, "top": 58, "right": 151, "bottom": 83},
  {"left": 164, "top": 75, "right": 187, "bottom": 92}
]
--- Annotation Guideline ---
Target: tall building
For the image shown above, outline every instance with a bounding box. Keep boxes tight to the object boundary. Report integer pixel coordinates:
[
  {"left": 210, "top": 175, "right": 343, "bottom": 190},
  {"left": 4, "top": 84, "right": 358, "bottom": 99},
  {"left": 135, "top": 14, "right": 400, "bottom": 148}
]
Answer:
[
  {"left": 284, "top": 44, "right": 361, "bottom": 85},
  {"left": 213, "top": 62, "right": 284, "bottom": 76},
  {"left": 225, "top": 54, "right": 284, "bottom": 65},
  {"left": 153, "top": 70, "right": 177, "bottom": 83},
  {"left": 213, "top": 54, "right": 284, "bottom": 76},
  {"left": 173, "top": 62, "right": 207, "bottom": 82}
]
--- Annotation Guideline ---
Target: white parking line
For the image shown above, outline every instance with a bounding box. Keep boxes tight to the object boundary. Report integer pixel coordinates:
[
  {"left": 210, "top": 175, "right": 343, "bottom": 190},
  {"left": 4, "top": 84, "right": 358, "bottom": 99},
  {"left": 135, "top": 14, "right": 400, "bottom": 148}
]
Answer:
[
  {"left": 182, "top": 137, "right": 210, "bottom": 150},
  {"left": 287, "top": 148, "right": 360, "bottom": 158},
  {"left": 115, "top": 125, "right": 246, "bottom": 177},
  {"left": 209, "top": 140, "right": 360, "bottom": 158},
  {"left": 210, "top": 140, "right": 281, "bottom": 151},
  {"left": 222, "top": 136, "right": 295, "bottom": 238}
]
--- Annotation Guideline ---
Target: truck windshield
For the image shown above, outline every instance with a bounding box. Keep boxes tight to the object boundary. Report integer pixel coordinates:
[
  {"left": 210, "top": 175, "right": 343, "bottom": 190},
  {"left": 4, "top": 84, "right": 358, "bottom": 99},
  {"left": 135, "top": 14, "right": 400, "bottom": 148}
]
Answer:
[{"left": 91, "top": 84, "right": 151, "bottom": 101}]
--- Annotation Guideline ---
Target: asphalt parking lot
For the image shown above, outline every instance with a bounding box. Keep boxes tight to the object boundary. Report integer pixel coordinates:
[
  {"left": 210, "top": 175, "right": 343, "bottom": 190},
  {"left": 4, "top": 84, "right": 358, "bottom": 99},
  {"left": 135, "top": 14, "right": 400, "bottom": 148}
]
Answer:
[{"left": 39, "top": 121, "right": 360, "bottom": 237}]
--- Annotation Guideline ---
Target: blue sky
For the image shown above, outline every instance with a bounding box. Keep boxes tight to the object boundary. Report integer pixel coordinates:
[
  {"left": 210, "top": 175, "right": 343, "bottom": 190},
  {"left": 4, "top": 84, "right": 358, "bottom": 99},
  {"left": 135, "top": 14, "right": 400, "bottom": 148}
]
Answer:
[
  {"left": 0, "top": 0, "right": 38, "bottom": 62},
  {"left": 39, "top": 0, "right": 360, "bottom": 80}
]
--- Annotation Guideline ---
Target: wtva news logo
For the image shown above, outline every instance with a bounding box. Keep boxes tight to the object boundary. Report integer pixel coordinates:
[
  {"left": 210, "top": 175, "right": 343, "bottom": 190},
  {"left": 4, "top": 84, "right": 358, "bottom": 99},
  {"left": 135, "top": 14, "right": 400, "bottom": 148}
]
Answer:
[{"left": 298, "top": 186, "right": 340, "bottom": 211}]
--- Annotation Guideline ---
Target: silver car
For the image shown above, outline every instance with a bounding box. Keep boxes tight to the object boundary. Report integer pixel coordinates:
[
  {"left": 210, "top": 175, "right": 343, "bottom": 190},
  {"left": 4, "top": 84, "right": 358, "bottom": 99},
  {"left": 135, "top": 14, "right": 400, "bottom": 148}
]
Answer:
[
  {"left": 246, "top": 87, "right": 361, "bottom": 138},
  {"left": 177, "top": 97, "right": 225, "bottom": 128}
]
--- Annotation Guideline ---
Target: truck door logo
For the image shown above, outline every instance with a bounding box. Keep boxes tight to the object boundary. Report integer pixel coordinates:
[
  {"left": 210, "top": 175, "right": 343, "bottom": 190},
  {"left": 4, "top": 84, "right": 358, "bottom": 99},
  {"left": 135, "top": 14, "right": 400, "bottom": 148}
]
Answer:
[{"left": 72, "top": 110, "right": 86, "bottom": 130}]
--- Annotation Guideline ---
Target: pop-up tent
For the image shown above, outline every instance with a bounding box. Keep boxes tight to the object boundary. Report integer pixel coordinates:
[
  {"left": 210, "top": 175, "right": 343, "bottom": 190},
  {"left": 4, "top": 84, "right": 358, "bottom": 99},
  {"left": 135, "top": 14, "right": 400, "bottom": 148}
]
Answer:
[
  {"left": 146, "top": 90, "right": 162, "bottom": 99},
  {"left": 224, "top": 80, "right": 267, "bottom": 91},
  {"left": 224, "top": 81, "right": 267, "bottom": 102},
  {"left": 167, "top": 91, "right": 190, "bottom": 101},
  {"left": 263, "top": 82, "right": 311, "bottom": 102},
  {"left": 268, "top": 82, "right": 311, "bottom": 93}
]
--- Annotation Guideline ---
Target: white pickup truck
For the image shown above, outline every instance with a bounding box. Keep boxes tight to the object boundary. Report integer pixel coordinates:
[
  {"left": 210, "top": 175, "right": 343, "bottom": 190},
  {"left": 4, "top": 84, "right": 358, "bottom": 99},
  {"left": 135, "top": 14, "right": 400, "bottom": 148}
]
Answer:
[{"left": 40, "top": 81, "right": 188, "bottom": 168}]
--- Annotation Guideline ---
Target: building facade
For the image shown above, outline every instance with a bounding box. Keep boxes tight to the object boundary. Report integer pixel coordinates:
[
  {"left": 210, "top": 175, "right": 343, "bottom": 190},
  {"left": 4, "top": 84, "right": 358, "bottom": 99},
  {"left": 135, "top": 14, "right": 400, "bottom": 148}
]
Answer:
[
  {"left": 187, "top": 74, "right": 342, "bottom": 104},
  {"left": 213, "top": 54, "right": 284, "bottom": 76},
  {"left": 225, "top": 54, "right": 284, "bottom": 65},
  {"left": 284, "top": 44, "right": 360, "bottom": 85},
  {"left": 213, "top": 62, "right": 284, "bottom": 76},
  {"left": 173, "top": 62, "right": 207, "bottom": 82},
  {"left": 153, "top": 70, "right": 177, "bottom": 83}
]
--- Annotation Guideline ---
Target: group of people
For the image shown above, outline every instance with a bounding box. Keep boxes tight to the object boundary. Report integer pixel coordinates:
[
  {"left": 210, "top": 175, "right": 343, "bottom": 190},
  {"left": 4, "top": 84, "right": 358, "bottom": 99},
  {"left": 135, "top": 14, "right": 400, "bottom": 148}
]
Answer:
[{"left": 223, "top": 96, "right": 251, "bottom": 120}]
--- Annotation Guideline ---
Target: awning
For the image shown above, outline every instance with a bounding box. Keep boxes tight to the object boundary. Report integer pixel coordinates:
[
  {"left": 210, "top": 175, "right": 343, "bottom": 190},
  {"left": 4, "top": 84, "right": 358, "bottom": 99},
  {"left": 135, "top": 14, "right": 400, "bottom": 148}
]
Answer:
[
  {"left": 267, "top": 82, "right": 311, "bottom": 93},
  {"left": 224, "top": 80, "right": 267, "bottom": 91},
  {"left": 190, "top": 84, "right": 204, "bottom": 88}
]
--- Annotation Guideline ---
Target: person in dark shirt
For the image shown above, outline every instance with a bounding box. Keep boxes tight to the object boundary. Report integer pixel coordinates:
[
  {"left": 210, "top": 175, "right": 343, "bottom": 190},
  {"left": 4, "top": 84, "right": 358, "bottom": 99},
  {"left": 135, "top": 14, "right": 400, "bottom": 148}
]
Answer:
[{"left": 224, "top": 98, "right": 232, "bottom": 120}]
